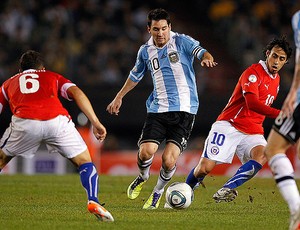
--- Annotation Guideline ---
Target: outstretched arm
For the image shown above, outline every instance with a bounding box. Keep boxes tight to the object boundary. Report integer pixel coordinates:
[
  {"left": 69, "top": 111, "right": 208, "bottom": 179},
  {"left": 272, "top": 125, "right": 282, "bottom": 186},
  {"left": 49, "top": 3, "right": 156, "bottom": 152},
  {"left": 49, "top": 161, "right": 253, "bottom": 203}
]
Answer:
[
  {"left": 281, "top": 47, "right": 300, "bottom": 117},
  {"left": 67, "top": 86, "right": 107, "bottom": 141},
  {"left": 106, "top": 78, "right": 138, "bottom": 115}
]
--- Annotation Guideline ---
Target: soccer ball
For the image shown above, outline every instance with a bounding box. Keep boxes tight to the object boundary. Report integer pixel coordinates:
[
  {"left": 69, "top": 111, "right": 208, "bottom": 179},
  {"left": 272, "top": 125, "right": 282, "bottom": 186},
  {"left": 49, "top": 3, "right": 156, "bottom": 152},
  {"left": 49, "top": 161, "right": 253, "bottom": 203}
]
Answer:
[{"left": 165, "top": 182, "right": 193, "bottom": 209}]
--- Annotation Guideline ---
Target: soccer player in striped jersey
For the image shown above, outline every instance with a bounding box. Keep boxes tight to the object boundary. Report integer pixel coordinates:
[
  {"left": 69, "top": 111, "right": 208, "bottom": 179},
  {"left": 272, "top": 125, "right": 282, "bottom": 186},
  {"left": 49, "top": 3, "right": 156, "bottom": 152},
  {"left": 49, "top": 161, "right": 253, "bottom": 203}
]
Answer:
[
  {"left": 265, "top": 10, "right": 300, "bottom": 230},
  {"left": 186, "top": 36, "right": 292, "bottom": 203},
  {"left": 107, "top": 8, "right": 217, "bottom": 209},
  {"left": 0, "top": 50, "right": 114, "bottom": 222}
]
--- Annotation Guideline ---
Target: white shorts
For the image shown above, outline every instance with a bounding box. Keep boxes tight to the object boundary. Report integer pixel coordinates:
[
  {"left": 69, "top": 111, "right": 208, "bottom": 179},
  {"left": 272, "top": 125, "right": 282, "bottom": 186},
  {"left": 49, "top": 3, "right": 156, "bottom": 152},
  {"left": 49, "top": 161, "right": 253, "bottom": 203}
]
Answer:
[
  {"left": 201, "top": 121, "right": 267, "bottom": 164},
  {"left": 0, "top": 115, "right": 87, "bottom": 159}
]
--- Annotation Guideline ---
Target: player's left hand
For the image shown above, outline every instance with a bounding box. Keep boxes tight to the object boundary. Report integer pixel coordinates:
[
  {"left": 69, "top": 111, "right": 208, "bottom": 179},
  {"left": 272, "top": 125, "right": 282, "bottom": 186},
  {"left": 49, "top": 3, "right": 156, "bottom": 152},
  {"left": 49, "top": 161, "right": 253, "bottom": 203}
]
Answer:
[
  {"left": 201, "top": 59, "right": 218, "bottom": 67},
  {"left": 107, "top": 97, "right": 122, "bottom": 115},
  {"left": 200, "top": 51, "right": 218, "bottom": 68}
]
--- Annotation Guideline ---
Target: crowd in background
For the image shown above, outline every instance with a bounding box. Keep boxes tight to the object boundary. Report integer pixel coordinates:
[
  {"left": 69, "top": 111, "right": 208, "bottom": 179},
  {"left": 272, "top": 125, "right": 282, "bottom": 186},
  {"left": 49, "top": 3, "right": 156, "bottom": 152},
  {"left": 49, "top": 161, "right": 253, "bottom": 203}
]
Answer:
[
  {"left": 1, "top": 1, "right": 297, "bottom": 85},
  {"left": 0, "top": 0, "right": 204, "bottom": 87},
  {"left": 208, "top": 0, "right": 299, "bottom": 87},
  {"left": 0, "top": 0, "right": 299, "bottom": 150},
  {"left": 0, "top": 0, "right": 153, "bottom": 86}
]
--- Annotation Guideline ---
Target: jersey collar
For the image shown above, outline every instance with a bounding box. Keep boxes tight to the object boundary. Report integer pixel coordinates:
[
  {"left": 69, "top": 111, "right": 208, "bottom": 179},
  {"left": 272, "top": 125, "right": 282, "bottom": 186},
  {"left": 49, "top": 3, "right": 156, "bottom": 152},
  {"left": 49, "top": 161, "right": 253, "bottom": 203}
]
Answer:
[
  {"left": 22, "top": 69, "right": 37, "bottom": 73},
  {"left": 259, "top": 60, "right": 277, "bottom": 79}
]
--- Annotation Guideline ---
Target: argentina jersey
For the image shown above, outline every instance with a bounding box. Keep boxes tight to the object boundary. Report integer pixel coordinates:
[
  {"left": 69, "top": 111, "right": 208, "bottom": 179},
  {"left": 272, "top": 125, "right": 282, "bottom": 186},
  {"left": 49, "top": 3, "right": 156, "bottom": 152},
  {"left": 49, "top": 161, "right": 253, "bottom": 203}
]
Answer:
[
  {"left": 292, "top": 10, "right": 300, "bottom": 103},
  {"left": 129, "top": 31, "right": 207, "bottom": 114},
  {"left": 292, "top": 10, "right": 300, "bottom": 48}
]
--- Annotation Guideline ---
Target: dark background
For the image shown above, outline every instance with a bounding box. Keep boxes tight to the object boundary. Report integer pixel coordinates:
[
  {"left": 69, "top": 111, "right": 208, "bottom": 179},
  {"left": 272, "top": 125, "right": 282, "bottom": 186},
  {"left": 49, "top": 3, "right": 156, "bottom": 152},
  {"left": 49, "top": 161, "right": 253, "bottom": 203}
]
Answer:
[{"left": 0, "top": 0, "right": 299, "bottom": 150}]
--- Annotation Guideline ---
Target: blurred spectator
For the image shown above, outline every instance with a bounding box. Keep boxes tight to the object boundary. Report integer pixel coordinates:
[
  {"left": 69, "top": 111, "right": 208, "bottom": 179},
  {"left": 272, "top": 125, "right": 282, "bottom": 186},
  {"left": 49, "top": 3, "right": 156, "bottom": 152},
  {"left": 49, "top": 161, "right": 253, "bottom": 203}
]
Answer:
[{"left": 209, "top": 0, "right": 236, "bottom": 21}]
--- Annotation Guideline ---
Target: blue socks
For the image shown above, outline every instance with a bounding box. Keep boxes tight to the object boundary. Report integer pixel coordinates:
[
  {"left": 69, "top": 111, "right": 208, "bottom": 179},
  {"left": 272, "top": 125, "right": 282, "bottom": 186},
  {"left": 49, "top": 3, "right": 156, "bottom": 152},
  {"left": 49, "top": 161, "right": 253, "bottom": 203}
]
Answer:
[
  {"left": 186, "top": 167, "right": 205, "bottom": 189},
  {"left": 78, "top": 162, "right": 99, "bottom": 203},
  {"left": 223, "top": 160, "right": 262, "bottom": 189},
  {"left": 187, "top": 160, "right": 262, "bottom": 190}
]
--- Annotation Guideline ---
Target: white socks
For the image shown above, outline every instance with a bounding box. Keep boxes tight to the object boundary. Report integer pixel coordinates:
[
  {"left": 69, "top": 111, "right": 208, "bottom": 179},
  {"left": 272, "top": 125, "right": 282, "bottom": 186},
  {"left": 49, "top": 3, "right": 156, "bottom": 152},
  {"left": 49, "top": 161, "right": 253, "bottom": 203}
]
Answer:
[
  {"left": 154, "top": 166, "right": 176, "bottom": 193},
  {"left": 138, "top": 155, "right": 154, "bottom": 181},
  {"left": 269, "top": 153, "right": 300, "bottom": 214}
]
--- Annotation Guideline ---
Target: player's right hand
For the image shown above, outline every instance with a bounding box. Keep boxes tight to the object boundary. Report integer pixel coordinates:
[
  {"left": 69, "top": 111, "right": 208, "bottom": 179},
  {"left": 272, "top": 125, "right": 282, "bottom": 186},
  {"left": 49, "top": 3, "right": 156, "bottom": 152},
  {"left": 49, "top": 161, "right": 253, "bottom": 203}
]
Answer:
[{"left": 106, "top": 98, "right": 122, "bottom": 115}]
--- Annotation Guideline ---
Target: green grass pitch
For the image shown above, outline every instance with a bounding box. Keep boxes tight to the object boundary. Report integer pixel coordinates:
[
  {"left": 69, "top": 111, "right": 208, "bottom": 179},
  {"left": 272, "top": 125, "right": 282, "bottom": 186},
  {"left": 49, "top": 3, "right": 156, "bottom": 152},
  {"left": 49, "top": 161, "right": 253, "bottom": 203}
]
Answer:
[{"left": 0, "top": 174, "right": 292, "bottom": 230}]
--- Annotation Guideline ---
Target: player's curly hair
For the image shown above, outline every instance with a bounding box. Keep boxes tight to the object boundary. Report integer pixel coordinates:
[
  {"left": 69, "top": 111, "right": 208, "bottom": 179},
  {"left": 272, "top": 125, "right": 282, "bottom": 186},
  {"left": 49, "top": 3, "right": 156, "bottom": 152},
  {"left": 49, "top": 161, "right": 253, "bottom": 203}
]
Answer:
[
  {"left": 19, "top": 50, "right": 44, "bottom": 71},
  {"left": 263, "top": 35, "right": 293, "bottom": 60},
  {"left": 147, "top": 8, "right": 171, "bottom": 27}
]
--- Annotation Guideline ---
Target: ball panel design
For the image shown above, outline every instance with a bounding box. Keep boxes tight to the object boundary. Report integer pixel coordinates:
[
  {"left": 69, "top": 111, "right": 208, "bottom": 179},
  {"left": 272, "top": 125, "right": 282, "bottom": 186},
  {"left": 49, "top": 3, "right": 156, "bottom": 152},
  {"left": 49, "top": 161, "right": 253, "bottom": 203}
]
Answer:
[{"left": 165, "top": 182, "right": 193, "bottom": 209}]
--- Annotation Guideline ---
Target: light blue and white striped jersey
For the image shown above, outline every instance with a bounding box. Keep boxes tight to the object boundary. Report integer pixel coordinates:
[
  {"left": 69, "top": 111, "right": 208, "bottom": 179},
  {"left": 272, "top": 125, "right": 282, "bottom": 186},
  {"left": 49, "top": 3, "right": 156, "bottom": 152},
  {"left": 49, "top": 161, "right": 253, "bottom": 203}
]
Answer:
[
  {"left": 292, "top": 10, "right": 300, "bottom": 49},
  {"left": 292, "top": 10, "right": 300, "bottom": 102},
  {"left": 129, "top": 31, "right": 207, "bottom": 115}
]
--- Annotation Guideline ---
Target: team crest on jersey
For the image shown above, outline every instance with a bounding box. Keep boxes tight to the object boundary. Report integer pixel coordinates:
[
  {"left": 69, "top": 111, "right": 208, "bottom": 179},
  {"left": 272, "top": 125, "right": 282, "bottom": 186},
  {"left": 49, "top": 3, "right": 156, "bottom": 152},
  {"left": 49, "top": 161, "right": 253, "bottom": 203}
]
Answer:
[
  {"left": 248, "top": 74, "right": 257, "bottom": 83},
  {"left": 210, "top": 146, "right": 219, "bottom": 155},
  {"left": 168, "top": 51, "right": 179, "bottom": 63}
]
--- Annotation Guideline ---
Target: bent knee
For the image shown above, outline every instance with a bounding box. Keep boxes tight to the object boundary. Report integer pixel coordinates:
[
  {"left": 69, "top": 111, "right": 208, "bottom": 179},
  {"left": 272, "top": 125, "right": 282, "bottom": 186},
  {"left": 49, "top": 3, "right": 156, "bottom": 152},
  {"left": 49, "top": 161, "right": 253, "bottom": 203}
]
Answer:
[
  {"left": 139, "top": 143, "right": 158, "bottom": 161},
  {"left": 70, "top": 150, "right": 92, "bottom": 167}
]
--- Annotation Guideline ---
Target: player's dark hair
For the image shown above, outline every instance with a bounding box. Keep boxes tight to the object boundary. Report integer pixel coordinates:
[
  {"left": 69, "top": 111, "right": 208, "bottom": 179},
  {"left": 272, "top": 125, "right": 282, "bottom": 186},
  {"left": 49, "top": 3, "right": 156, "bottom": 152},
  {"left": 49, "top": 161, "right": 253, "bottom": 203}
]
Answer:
[
  {"left": 19, "top": 50, "right": 44, "bottom": 71},
  {"left": 147, "top": 8, "right": 171, "bottom": 27},
  {"left": 263, "top": 35, "right": 293, "bottom": 60}
]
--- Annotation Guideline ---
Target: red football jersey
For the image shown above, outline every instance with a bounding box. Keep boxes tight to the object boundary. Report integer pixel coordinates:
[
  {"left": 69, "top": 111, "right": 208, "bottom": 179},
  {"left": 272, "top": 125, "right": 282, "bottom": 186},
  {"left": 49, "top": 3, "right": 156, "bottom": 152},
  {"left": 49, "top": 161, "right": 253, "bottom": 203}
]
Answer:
[
  {"left": 217, "top": 61, "right": 280, "bottom": 134},
  {"left": 0, "top": 69, "right": 75, "bottom": 120}
]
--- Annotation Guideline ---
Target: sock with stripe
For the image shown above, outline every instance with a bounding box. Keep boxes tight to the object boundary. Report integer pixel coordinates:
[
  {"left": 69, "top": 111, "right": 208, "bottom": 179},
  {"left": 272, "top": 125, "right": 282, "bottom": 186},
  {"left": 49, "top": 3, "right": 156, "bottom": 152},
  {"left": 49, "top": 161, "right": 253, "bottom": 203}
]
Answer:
[
  {"left": 137, "top": 153, "right": 153, "bottom": 181},
  {"left": 154, "top": 166, "right": 176, "bottom": 193},
  {"left": 78, "top": 162, "right": 99, "bottom": 203},
  {"left": 269, "top": 153, "right": 300, "bottom": 214},
  {"left": 223, "top": 160, "right": 262, "bottom": 189}
]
